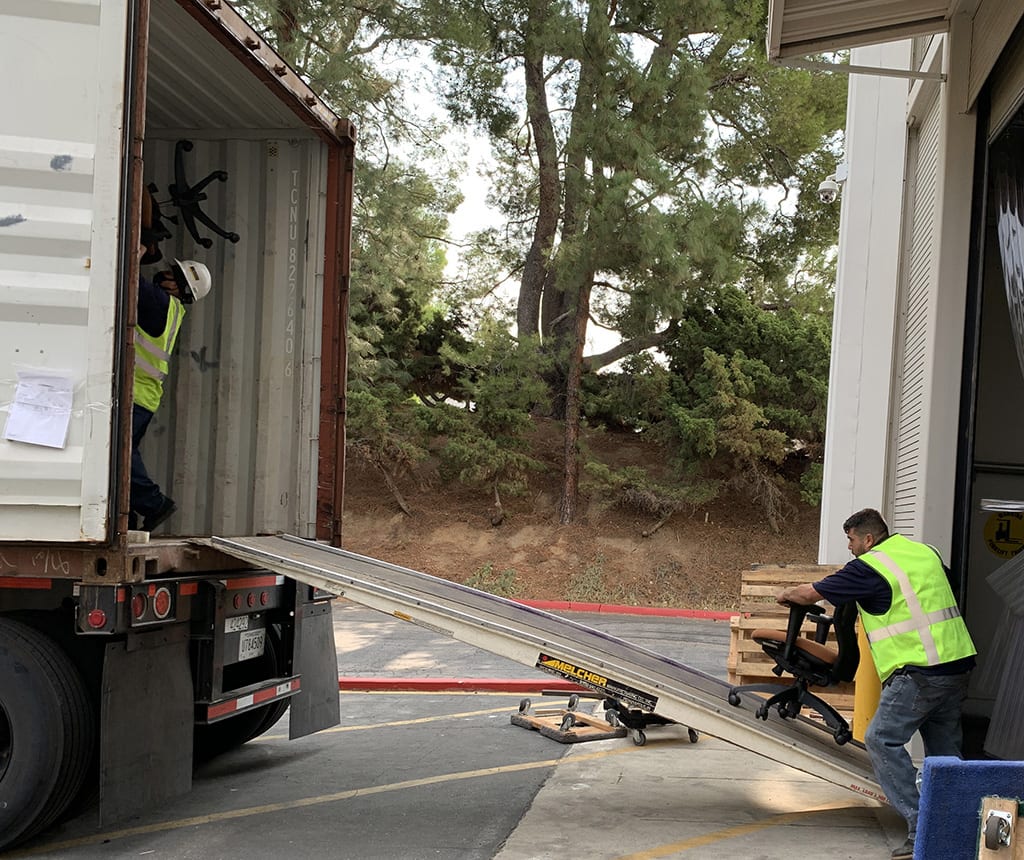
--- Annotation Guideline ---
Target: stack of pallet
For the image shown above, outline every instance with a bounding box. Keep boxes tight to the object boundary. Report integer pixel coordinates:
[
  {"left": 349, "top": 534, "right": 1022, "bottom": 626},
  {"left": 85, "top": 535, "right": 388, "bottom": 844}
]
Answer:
[{"left": 726, "top": 563, "right": 856, "bottom": 717}]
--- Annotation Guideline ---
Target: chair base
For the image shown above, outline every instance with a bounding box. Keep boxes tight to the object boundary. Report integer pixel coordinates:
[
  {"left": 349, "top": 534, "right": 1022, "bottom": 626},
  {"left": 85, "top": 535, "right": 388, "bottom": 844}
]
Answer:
[{"left": 727, "top": 680, "right": 852, "bottom": 745}]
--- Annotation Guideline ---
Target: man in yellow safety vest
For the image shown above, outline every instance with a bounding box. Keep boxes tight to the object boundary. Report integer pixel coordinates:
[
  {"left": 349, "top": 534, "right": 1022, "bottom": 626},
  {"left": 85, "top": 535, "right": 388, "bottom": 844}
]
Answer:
[
  {"left": 778, "top": 508, "right": 976, "bottom": 860},
  {"left": 131, "top": 256, "right": 212, "bottom": 532}
]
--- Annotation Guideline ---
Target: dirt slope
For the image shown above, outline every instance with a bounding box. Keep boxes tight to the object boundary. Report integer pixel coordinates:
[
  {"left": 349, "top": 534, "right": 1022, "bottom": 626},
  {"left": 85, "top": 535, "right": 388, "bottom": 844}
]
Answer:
[{"left": 340, "top": 423, "right": 822, "bottom": 611}]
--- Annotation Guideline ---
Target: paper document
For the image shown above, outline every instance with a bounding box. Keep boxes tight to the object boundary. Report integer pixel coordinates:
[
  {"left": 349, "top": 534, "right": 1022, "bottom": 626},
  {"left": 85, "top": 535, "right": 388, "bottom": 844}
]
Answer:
[{"left": 3, "top": 372, "right": 74, "bottom": 448}]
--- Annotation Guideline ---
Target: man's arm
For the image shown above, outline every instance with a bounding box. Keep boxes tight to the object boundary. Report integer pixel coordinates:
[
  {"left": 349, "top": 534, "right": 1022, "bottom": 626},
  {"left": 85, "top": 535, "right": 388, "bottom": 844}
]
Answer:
[{"left": 777, "top": 582, "right": 825, "bottom": 606}]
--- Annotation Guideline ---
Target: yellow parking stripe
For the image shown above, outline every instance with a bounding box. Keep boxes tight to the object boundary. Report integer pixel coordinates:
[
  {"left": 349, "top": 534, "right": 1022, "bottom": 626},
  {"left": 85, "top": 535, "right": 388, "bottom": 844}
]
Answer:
[
  {"left": 616, "top": 802, "right": 872, "bottom": 859},
  {"left": 257, "top": 705, "right": 515, "bottom": 740},
  {"left": 14, "top": 745, "right": 652, "bottom": 856}
]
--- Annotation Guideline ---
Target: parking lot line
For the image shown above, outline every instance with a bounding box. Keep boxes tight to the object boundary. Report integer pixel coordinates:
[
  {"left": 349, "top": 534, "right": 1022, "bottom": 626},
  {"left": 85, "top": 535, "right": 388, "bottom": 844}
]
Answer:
[
  {"left": 615, "top": 802, "right": 874, "bottom": 859},
  {"left": 13, "top": 744, "right": 654, "bottom": 857}
]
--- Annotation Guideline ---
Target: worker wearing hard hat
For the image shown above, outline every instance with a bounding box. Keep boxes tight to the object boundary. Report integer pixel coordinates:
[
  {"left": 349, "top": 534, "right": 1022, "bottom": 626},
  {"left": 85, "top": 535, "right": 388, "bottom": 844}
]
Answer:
[{"left": 130, "top": 256, "right": 212, "bottom": 532}]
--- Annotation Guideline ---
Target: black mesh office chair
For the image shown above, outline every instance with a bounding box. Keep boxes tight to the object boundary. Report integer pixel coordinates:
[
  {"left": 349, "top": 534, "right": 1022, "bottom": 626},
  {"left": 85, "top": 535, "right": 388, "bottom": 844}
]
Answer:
[{"left": 727, "top": 601, "right": 860, "bottom": 745}]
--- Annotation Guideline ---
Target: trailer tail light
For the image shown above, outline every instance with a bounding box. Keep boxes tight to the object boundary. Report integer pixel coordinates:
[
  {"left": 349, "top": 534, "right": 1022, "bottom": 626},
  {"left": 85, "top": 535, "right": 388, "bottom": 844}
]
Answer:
[
  {"left": 233, "top": 593, "right": 243, "bottom": 610},
  {"left": 152, "top": 587, "right": 172, "bottom": 620},
  {"left": 86, "top": 609, "right": 107, "bottom": 629},
  {"left": 260, "top": 591, "right": 269, "bottom": 606},
  {"left": 131, "top": 593, "right": 147, "bottom": 620},
  {"left": 246, "top": 592, "right": 256, "bottom": 608}
]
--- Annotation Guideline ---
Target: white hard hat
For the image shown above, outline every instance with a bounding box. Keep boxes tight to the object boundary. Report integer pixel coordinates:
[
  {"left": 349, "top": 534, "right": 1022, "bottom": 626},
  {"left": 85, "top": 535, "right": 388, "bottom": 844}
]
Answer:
[{"left": 172, "top": 259, "right": 212, "bottom": 303}]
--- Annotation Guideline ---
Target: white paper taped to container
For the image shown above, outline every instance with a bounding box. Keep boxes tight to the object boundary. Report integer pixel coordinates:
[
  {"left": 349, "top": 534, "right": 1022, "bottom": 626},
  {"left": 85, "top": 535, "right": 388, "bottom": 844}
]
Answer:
[{"left": 3, "top": 371, "right": 74, "bottom": 448}]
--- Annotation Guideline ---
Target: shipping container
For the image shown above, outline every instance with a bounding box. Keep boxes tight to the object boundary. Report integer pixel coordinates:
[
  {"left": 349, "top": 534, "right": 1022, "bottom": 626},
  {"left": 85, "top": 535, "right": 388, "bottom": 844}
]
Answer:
[{"left": 0, "top": 0, "right": 354, "bottom": 848}]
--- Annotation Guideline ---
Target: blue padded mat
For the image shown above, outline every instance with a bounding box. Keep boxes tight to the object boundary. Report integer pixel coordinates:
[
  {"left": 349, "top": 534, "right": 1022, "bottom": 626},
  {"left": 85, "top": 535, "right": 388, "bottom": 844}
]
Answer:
[{"left": 916, "top": 756, "right": 1024, "bottom": 859}]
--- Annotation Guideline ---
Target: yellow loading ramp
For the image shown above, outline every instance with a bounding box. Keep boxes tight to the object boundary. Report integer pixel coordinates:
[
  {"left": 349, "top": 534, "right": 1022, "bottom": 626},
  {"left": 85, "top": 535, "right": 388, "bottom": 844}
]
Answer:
[{"left": 212, "top": 534, "right": 882, "bottom": 801}]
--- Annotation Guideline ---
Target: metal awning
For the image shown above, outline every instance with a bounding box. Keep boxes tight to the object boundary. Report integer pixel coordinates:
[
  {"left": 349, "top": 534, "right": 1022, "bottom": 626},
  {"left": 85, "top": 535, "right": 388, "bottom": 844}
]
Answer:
[{"left": 768, "top": 0, "right": 951, "bottom": 61}]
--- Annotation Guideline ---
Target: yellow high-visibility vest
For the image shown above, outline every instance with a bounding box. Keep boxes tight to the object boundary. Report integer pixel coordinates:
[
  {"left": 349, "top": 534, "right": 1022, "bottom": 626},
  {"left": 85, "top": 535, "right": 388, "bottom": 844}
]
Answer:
[
  {"left": 857, "top": 535, "right": 976, "bottom": 682},
  {"left": 134, "top": 296, "right": 185, "bottom": 413}
]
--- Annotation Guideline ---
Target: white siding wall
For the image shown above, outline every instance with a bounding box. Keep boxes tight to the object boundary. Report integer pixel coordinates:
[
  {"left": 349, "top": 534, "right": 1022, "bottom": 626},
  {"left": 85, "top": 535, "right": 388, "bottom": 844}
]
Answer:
[
  {"left": 818, "top": 43, "right": 912, "bottom": 564},
  {"left": 822, "top": 21, "right": 977, "bottom": 560}
]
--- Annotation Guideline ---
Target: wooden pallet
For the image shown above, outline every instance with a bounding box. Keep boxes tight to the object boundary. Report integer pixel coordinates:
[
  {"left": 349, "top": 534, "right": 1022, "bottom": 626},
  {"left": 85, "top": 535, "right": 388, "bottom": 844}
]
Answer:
[
  {"left": 727, "top": 564, "right": 856, "bottom": 715},
  {"left": 510, "top": 697, "right": 627, "bottom": 744}
]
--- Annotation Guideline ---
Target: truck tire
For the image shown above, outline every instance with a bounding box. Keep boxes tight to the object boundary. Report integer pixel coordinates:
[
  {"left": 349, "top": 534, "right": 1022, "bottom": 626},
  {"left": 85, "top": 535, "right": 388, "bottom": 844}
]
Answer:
[
  {"left": 0, "top": 618, "right": 96, "bottom": 850},
  {"left": 194, "top": 629, "right": 289, "bottom": 761}
]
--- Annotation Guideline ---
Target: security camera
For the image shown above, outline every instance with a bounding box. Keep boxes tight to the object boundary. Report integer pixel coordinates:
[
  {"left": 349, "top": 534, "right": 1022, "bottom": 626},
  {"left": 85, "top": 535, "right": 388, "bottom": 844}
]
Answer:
[{"left": 818, "top": 176, "right": 840, "bottom": 205}]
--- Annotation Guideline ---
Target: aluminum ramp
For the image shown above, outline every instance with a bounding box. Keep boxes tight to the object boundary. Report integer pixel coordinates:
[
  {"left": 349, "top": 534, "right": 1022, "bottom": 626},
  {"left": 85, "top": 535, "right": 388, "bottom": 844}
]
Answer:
[{"left": 212, "top": 534, "right": 883, "bottom": 802}]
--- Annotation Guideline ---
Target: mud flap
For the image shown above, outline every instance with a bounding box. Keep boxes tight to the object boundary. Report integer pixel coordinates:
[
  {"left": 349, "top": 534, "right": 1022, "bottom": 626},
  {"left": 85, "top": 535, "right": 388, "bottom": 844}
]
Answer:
[
  {"left": 99, "top": 624, "right": 193, "bottom": 826},
  {"left": 288, "top": 595, "right": 340, "bottom": 738}
]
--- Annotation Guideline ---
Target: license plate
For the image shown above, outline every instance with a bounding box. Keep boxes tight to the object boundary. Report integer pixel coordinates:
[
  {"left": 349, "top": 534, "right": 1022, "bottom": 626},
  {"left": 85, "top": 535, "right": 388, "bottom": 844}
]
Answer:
[
  {"left": 239, "top": 628, "right": 265, "bottom": 661},
  {"left": 225, "top": 616, "right": 249, "bottom": 633}
]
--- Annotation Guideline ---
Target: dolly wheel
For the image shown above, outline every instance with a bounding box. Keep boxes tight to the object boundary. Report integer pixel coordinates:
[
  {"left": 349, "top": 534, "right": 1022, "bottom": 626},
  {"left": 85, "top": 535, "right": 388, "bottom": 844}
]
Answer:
[
  {"left": 559, "top": 713, "right": 576, "bottom": 732},
  {"left": 518, "top": 698, "right": 531, "bottom": 714},
  {"left": 567, "top": 694, "right": 580, "bottom": 711},
  {"left": 688, "top": 728, "right": 699, "bottom": 743},
  {"left": 632, "top": 729, "right": 647, "bottom": 746}
]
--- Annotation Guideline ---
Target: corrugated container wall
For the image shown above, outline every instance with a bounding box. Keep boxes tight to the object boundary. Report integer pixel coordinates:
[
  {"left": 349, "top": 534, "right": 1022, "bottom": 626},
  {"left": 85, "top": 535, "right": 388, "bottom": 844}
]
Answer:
[
  {"left": 141, "top": 138, "right": 327, "bottom": 538},
  {"left": 0, "top": 0, "right": 129, "bottom": 542},
  {"left": 1, "top": 0, "right": 349, "bottom": 544}
]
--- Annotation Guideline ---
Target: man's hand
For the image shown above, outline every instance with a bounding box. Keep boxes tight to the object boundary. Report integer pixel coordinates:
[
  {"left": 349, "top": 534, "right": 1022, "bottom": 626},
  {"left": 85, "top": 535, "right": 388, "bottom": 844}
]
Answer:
[{"left": 777, "top": 583, "right": 824, "bottom": 606}]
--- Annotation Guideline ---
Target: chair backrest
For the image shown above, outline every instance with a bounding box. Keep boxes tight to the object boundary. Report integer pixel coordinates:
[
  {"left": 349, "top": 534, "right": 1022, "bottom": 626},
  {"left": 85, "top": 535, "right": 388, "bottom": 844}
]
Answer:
[{"left": 827, "top": 600, "right": 860, "bottom": 684}]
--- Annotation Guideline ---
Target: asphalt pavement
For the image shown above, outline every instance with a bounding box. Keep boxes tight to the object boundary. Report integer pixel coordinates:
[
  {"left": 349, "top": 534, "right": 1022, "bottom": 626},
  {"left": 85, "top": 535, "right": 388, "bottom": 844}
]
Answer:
[{"left": 6, "top": 600, "right": 904, "bottom": 860}]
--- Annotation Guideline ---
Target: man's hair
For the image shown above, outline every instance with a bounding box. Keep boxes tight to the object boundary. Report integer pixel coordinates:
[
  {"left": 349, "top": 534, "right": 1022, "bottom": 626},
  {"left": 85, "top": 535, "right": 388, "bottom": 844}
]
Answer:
[{"left": 843, "top": 508, "right": 890, "bottom": 541}]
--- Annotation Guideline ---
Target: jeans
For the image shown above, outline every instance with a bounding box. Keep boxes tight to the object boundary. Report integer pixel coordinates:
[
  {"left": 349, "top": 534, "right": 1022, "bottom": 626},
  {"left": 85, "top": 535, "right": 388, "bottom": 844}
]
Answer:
[
  {"left": 130, "top": 403, "right": 166, "bottom": 517},
  {"left": 864, "top": 670, "right": 970, "bottom": 838}
]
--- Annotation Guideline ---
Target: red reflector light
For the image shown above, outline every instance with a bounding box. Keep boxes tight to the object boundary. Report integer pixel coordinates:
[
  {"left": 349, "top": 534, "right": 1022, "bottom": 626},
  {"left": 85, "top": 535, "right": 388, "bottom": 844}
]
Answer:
[
  {"left": 259, "top": 591, "right": 269, "bottom": 606},
  {"left": 87, "top": 609, "right": 107, "bottom": 629},
  {"left": 246, "top": 592, "right": 256, "bottom": 608},
  {"left": 131, "top": 593, "right": 147, "bottom": 620},
  {"left": 153, "top": 586, "right": 172, "bottom": 619},
  {"left": 232, "top": 593, "right": 242, "bottom": 610}
]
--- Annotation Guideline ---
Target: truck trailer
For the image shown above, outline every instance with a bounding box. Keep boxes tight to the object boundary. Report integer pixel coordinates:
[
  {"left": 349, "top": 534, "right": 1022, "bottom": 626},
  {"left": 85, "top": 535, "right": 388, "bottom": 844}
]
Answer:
[{"left": 0, "top": 0, "right": 355, "bottom": 848}]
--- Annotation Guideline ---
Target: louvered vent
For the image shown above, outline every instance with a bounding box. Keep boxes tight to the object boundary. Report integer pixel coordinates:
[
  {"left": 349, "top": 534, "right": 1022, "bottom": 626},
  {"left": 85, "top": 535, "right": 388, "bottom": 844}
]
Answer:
[{"left": 891, "top": 95, "right": 941, "bottom": 536}]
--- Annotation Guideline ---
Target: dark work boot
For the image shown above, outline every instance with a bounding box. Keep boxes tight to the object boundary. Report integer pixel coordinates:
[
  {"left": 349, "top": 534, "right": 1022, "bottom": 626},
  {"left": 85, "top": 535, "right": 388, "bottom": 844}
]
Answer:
[{"left": 142, "top": 497, "right": 177, "bottom": 533}]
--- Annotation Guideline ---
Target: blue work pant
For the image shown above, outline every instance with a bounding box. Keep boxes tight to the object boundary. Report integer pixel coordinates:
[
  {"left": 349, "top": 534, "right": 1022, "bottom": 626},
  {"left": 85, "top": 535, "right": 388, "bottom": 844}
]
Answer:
[
  {"left": 130, "top": 403, "right": 165, "bottom": 517},
  {"left": 864, "top": 670, "right": 970, "bottom": 838}
]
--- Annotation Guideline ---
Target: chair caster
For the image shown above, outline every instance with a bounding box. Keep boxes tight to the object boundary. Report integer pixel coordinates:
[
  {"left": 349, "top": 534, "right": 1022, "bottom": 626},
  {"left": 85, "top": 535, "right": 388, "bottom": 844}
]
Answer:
[
  {"left": 727, "top": 691, "right": 741, "bottom": 707},
  {"left": 833, "top": 728, "right": 852, "bottom": 746}
]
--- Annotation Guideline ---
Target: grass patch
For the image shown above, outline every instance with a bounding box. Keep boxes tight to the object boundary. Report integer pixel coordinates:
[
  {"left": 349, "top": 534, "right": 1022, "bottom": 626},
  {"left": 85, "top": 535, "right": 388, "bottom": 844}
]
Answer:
[{"left": 465, "top": 562, "right": 521, "bottom": 598}]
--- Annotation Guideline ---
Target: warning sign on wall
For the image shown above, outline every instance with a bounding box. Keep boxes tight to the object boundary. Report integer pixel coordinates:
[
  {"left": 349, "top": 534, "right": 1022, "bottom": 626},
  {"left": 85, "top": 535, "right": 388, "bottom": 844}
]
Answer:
[{"left": 983, "top": 512, "right": 1024, "bottom": 559}]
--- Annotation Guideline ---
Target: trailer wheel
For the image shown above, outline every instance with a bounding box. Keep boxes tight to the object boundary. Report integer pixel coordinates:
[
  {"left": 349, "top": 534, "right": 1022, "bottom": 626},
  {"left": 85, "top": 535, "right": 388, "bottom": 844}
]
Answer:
[{"left": 0, "top": 618, "right": 95, "bottom": 851}]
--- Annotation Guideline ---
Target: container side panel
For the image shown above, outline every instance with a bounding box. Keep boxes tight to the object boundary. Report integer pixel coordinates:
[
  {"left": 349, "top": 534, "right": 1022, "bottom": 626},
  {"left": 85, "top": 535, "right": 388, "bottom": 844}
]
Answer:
[{"left": 0, "top": 0, "right": 129, "bottom": 542}]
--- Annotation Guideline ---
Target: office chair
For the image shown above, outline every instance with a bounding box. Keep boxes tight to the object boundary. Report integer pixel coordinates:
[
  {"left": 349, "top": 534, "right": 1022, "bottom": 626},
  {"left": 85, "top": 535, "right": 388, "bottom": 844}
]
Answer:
[{"left": 727, "top": 600, "right": 859, "bottom": 745}]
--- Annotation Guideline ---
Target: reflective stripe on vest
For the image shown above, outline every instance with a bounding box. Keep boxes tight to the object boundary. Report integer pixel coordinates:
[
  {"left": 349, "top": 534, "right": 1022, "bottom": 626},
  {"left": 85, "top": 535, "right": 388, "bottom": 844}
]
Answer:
[
  {"left": 134, "top": 297, "right": 185, "bottom": 413},
  {"left": 857, "top": 535, "right": 976, "bottom": 681}
]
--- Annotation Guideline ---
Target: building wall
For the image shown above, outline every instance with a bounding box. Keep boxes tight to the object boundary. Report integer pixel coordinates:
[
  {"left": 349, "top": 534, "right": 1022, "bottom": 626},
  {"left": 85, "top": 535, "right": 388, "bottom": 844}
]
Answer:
[
  {"left": 820, "top": 24, "right": 978, "bottom": 564},
  {"left": 818, "top": 42, "right": 912, "bottom": 564}
]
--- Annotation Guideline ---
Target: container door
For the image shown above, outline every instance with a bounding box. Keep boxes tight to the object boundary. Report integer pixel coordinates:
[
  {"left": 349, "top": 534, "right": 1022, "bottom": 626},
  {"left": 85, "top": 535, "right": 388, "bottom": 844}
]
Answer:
[{"left": 0, "top": 0, "right": 130, "bottom": 541}]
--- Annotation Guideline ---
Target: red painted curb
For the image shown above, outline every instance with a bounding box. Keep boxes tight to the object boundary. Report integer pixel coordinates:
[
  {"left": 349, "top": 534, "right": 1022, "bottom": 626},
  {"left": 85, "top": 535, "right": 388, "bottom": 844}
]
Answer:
[
  {"left": 518, "top": 599, "right": 736, "bottom": 621},
  {"left": 339, "top": 677, "right": 586, "bottom": 693}
]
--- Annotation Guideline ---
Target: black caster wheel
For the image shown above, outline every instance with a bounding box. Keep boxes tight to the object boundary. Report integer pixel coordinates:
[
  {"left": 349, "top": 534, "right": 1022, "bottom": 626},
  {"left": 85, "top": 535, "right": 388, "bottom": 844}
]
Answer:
[
  {"left": 633, "top": 730, "right": 647, "bottom": 746},
  {"left": 567, "top": 694, "right": 580, "bottom": 711},
  {"left": 688, "top": 728, "right": 699, "bottom": 743},
  {"left": 560, "top": 713, "right": 576, "bottom": 732},
  {"left": 756, "top": 705, "right": 769, "bottom": 721},
  {"left": 605, "top": 710, "right": 620, "bottom": 727},
  {"left": 834, "top": 728, "right": 852, "bottom": 746},
  {"left": 727, "top": 691, "right": 741, "bottom": 707},
  {"left": 518, "top": 698, "right": 531, "bottom": 714}
]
